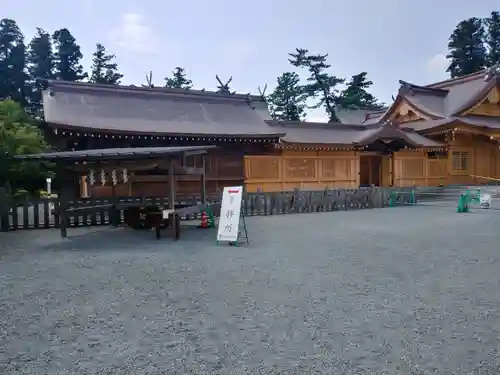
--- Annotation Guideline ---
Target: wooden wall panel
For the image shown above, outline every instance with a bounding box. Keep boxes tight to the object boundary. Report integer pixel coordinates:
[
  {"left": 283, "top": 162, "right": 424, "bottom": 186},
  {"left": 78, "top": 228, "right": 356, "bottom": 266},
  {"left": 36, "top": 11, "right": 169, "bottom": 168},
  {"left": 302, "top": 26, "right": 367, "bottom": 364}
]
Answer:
[
  {"left": 244, "top": 152, "right": 359, "bottom": 192},
  {"left": 393, "top": 151, "right": 448, "bottom": 187}
]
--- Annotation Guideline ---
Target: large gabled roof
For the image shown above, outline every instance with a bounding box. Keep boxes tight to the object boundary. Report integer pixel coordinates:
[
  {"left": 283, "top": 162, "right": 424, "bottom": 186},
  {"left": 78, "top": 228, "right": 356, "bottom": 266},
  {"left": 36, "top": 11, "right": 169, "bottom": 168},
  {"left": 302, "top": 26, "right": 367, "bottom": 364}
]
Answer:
[
  {"left": 361, "top": 68, "right": 500, "bottom": 126},
  {"left": 42, "top": 80, "right": 282, "bottom": 139}
]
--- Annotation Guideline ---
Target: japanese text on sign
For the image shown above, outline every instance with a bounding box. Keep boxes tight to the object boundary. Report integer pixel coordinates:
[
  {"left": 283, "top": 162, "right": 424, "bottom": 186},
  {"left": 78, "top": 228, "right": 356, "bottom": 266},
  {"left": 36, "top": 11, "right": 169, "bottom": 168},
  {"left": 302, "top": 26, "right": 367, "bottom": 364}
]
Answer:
[{"left": 217, "top": 186, "right": 243, "bottom": 242}]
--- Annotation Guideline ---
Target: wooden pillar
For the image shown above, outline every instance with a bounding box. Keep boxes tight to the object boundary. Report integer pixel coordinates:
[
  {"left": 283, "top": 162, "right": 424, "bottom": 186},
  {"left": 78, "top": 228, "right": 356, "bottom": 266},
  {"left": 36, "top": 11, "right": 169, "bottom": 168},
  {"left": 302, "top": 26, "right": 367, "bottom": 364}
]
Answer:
[
  {"left": 390, "top": 152, "right": 395, "bottom": 186},
  {"left": 201, "top": 155, "right": 207, "bottom": 204},
  {"left": 110, "top": 169, "right": 119, "bottom": 226},
  {"left": 0, "top": 186, "right": 10, "bottom": 232},
  {"left": 58, "top": 167, "right": 75, "bottom": 238},
  {"left": 168, "top": 158, "right": 175, "bottom": 209},
  {"left": 168, "top": 157, "right": 179, "bottom": 239}
]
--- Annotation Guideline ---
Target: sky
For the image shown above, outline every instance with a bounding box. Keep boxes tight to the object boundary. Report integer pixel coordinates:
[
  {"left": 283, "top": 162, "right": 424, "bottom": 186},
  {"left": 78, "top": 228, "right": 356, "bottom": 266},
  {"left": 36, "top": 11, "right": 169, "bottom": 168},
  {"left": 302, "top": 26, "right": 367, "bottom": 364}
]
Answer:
[{"left": 4, "top": 0, "right": 499, "bottom": 121}]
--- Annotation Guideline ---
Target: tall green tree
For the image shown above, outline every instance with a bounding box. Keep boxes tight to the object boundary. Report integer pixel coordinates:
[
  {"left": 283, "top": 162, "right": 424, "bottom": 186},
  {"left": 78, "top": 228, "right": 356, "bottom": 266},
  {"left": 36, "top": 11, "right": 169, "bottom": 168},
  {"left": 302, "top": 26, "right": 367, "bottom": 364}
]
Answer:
[
  {"left": 27, "top": 28, "right": 54, "bottom": 111},
  {"left": 0, "top": 19, "right": 27, "bottom": 104},
  {"left": 289, "top": 48, "right": 344, "bottom": 122},
  {"left": 52, "top": 28, "right": 87, "bottom": 81},
  {"left": 267, "top": 72, "right": 307, "bottom": 121},
  {"left": 339, "top": 72, "right": 383, "bottom": 110},
  {"left": 89, "top": 43, "right": 123, "bottom": 84},
  {"left": 0, "top": 99, "right": 48, "bottom": 192},
  {"left": 485, "top": 11, "right": 500, "bottom": 66},
  {"left": 164, "top": 67, "right": 192, "bottom": 89},
  {"left": 446, "top": 18, "right": 487, "bottom": 78}
]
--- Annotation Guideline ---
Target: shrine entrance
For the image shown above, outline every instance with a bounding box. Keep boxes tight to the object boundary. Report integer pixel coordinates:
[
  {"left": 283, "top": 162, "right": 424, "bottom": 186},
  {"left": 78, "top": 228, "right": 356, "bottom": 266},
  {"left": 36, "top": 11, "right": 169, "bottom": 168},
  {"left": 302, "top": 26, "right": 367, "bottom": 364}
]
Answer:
[{"left": 359, "top": 154, "right": 382, "bottom": 187}]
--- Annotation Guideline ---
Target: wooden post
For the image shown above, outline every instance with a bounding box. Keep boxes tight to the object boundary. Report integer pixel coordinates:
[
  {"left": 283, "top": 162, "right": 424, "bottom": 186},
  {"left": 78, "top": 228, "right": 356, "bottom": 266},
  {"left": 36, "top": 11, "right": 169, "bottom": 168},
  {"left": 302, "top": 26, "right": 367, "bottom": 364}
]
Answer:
[
  {"left": 58, "top": 166, "right": 78, "bottom": 238},
  {"left": 168, "top": 157, "right": 179, "bottom": 239},
  {"left": 390, "top": 152, "right": 395, "bottom": 186},
  {"left": 168, "top": 158, "right": 175, "bottom": 209},
  {"left": 0, "top": 186, "right": 10, "bottom": 232},
  {"left": 110, "top": 173, "right": 119, "bottom": 227},
  {"left": 200, "top": 155, "right": 207, "bottom": 204}
]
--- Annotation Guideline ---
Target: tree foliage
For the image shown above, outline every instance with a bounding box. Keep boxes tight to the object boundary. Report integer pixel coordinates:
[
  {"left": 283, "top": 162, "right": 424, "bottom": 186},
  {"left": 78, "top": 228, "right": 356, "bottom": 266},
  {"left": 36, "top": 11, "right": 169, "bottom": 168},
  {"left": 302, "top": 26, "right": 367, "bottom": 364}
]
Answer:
[
  {"left": 89, "top": 43, "right": 123, "bottom": 84},
  {"left": 0, "top": 18, "right": 27, "bottom": 104},
  {"left": 446, "top": 18, "right": 487, "bottom": 78},
  {"left": 267, "top": 72, "right": 307, "bottom": 121},
  {"left": 165, "top": 67, "right": 192, "bottom": 89},
  {"left": 0, "top": 99, "right": 48, "bottom": 191},
  {"left": 485, "top": 11, "right": 500, "bottom": 66},
  {"left": 339, "top": 72, "right": 383, "bottom": 110},
  {"left": 289, "top": 48, "right": 344, "bottom": 122},
  {"left": 52, "top": 28, "right": 87, "bottom": 81},
  {"left": 27, "top": 28, "right": 54, "bottom": 111}
]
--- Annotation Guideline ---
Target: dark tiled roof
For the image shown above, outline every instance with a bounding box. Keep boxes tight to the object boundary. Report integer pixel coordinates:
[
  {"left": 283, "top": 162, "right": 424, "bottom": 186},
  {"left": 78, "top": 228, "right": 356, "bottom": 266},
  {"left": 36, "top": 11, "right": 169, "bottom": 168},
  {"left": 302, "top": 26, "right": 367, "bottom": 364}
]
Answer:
[
  {"left": 336, "top": 107, "right": 388, "bottom": 124},
  {"left": 353, "top": 124, "right": 442, "bottom": 147},
  {"left": 402, "top": 116, "right": 500, "bottom": 132},
  {"left": 266, "top": 121, "right": 442, "bottom": 148},
  {"left": 13, "top": 145, "right": 216, "bottom": 162},
  {"left": 42, "top": 80, "right": 281, "bottom": 138},
  {"left": 373, "top": 69, "right": 500, "bottom": 125}
]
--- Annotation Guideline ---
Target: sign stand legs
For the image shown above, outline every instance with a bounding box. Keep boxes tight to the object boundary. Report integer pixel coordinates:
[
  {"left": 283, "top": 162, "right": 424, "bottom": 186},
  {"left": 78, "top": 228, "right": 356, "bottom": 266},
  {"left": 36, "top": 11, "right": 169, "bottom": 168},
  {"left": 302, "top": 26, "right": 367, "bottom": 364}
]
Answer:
[{"left": 228, "top": 212, "right": 249, "bottom": 246}]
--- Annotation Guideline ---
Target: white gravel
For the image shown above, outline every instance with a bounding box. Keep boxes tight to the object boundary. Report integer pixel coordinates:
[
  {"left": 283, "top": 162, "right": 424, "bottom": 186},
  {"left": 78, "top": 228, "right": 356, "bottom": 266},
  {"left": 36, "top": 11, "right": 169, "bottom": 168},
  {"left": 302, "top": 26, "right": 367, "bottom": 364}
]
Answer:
[{"left": 1, "top": 205, "right": 500, "bottom": 374}]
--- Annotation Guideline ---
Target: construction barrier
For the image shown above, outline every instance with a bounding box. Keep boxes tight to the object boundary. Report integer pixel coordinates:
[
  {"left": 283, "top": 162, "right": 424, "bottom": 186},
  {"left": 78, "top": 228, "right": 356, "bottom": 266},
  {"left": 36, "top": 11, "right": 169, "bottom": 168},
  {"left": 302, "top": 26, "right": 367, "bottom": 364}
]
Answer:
[
  {"left": 198, "top": 206, "right": 215, "bottom": 228},
  {"left": 406, "top": 184, "right": 500, "bottom": 212}
]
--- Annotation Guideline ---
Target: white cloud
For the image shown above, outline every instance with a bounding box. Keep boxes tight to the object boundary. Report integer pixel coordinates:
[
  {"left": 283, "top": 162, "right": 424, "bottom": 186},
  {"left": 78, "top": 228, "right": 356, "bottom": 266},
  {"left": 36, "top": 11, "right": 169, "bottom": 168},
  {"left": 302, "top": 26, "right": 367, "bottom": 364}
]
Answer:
[
  {"left": 426, "top": 53, "right": 449, "bottom": 73},
  {"left": 109, "top": 13, "right": 160, "bottom": 54}
]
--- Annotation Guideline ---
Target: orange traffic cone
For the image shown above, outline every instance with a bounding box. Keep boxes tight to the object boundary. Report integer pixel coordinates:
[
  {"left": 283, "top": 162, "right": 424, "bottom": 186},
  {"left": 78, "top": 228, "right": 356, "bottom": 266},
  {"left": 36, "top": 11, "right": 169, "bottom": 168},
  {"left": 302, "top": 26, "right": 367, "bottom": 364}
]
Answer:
[{"left": 199, "top": 210, "right": 209, "bottom": 228}]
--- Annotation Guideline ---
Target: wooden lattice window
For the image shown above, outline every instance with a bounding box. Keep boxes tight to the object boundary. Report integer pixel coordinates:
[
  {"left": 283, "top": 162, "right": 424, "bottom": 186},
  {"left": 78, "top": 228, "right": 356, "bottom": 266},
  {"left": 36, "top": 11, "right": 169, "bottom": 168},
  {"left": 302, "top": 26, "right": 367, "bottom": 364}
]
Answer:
[
  {"left": 451, "top": 151, "right": 469, "bottom": 171},
  {"left": 427, "top": 151, "right": 447, "bottom": 159},
  {"left": 286, "top": 159, "right": 315, "bottom": 179},
  {"left": 248, "top": 158, "right": 279, "bottom": 180}
]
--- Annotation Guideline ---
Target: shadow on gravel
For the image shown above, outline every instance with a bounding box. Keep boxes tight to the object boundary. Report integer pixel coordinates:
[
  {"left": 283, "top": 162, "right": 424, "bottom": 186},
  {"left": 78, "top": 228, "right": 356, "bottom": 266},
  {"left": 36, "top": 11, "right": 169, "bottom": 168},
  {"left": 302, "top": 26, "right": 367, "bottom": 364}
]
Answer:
[{"left": 37, "top": 225, "right": 220, "bottom": 253}]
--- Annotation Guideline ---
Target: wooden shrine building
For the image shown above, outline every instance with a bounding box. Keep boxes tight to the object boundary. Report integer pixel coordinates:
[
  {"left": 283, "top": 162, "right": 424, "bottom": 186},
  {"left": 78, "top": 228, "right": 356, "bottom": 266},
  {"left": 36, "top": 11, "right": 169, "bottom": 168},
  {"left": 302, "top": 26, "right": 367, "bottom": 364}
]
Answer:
[
  {"left": 40, "top": 67, "right": 500, "bottom": 196},
  {"left": 41, "top": 80, "right": 282, "bottom": 198},
  {"left": 244, "top": 66, "right": 500, "bottom": 191},
  {"left": 244, "top": 121, "right": 443, "bottom": 192}
]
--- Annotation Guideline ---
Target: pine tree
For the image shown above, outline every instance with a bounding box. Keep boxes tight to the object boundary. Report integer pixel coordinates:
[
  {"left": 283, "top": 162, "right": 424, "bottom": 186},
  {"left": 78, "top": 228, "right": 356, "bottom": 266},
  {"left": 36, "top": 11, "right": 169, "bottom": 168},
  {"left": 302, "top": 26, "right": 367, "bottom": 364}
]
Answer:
[
  {"left": 27, "top": 28, "right": 54, "bottom": 111},
  {"left": 446, "top": 18, "right": 487, "bottom": 78},
  {"left": 267, "top": 72, "right": 307, "bottom": 121},
  {"left": 485, "top": 11, "right": 500, "bottom": 66},
  {"left": 339, "top": 72, "right": 383, "bottom": 109},
  {"left": 52, "top": 28, "right": 87, "bottom": 81},
  {"left": 89, "top": 43, "right": 123, "bottom": 84},
  {"left": 0, "top": 18, "right": 27, "bottom": 104},
  {"left": 164, "top": 67, "right": 192, "bottom": 89},
  {"left": 289, "top": 48, "right": 344, "bottom": 122}
]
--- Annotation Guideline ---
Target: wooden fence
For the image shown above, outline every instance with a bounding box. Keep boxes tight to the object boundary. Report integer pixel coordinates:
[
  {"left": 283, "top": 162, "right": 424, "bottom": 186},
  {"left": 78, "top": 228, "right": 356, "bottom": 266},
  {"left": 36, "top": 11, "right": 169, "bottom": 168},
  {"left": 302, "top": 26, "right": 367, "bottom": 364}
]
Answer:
[{"left": 0, "top": 187, "right": 415, "bottom": 231}]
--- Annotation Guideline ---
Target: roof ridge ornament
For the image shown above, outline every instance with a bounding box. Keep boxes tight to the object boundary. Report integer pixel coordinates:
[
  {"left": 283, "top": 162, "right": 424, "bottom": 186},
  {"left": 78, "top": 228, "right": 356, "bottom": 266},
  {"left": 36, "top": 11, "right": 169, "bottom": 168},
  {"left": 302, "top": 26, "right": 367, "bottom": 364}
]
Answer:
[
  {"left": 216, "top": 75, "right": 232, "bottom": 94},
  {"left": 484, "top": 64, "right": 500, "bottom": 82},
  {"left": 398, "top": 80, "right": 412, "bottom": 94},
  {"left": 143, "top": 70, "right": 154, "bottom": 88},
  {"left": 258, "top": 84, "right": 268, "bottom": 100}
]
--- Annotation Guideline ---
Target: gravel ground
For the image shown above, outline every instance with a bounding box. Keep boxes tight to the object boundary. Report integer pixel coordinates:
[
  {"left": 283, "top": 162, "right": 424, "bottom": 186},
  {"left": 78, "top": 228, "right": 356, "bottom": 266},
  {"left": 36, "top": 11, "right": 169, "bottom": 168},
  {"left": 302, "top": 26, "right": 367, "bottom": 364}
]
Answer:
[{"left": 1, "top": 205, "right": 500, "bottom": 374}]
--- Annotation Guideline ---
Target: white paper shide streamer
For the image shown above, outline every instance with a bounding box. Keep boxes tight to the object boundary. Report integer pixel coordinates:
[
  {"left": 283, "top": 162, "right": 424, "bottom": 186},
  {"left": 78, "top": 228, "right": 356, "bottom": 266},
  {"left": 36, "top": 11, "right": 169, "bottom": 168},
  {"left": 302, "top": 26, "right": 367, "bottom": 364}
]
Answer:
[
  {"left": 88, "top": 169, "right": 96, "bottom": 186},
  {"left": 122, "top": 168, "right": 128, "bottom": 183},
  {"left": 100, "top": 169, "right": 107, "bottom": 186}
]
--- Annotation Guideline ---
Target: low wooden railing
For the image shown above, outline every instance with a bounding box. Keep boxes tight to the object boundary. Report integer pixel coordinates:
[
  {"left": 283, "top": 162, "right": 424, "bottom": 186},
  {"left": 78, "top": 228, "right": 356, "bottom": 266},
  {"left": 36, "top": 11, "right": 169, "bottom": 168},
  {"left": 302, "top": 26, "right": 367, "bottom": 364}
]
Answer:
[{"left": 0, "top": 187, "right": 415, "bottom": 231}]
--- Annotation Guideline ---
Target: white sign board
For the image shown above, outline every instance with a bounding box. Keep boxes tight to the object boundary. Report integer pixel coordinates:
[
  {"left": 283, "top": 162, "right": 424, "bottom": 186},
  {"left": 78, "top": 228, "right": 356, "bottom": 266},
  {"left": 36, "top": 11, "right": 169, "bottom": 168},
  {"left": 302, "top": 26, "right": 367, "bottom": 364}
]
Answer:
[
  {"left": 217, "top": 186, "right": 243, "bottom": 242},
  {"left": 480, "top": 193, "right": 492, "bottom": 209}
]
